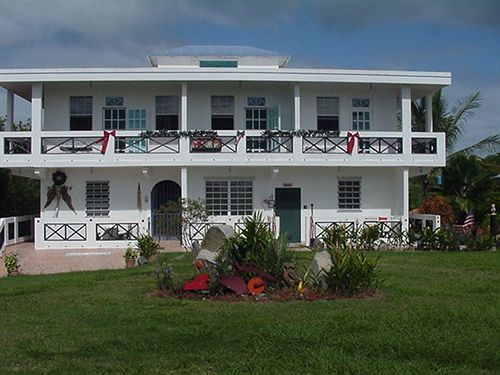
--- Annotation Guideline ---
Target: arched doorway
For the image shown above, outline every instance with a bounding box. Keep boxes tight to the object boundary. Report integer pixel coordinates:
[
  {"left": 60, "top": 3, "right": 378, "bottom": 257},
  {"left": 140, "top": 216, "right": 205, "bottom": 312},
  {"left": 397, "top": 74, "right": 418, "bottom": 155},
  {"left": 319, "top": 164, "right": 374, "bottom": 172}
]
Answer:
[{"left": 151, "top": 180, "right": 181, "bottom": 240}]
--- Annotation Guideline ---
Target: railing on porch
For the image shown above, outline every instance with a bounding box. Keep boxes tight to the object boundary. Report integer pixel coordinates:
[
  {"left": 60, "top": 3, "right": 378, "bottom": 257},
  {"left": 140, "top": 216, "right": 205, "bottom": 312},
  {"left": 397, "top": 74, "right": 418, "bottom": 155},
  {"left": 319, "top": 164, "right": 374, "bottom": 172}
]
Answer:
[
  {"left": 42, "top": 136, "right": 103, "bottom": 154},
  {"left": 0, "top": 215, "right": 35, "bottom": 256},
  {"left": 314, "top": 221, "right": 356, "bottom": 239},
  {"left": 302, "top": 134, "right": 349, "bottom": 154},
  {"left": 313, "top": 219, "right": 403, "bottom": 244},
  {"left": 409, "top": 213, "right": 441, "bottom": 232},
  {"left": 358, "top": 137, "right": 402, "bottom": 154},
  {"left": 115, "top": 135, "right": 180, "bottom": 154},
  {"left": 4, "top": 137, "right": 32, "bottom": 154},
  {"left": 412, "top": 137, "right": 437, "bottom": 154},
  {"left": 246, "top": 135, "right": 293, "bottom": 153},
  {"left": 190, "top": 133, "right": 239, "bottom": 153},
  {"left": 96, "top": 223, "right": 139, "bottom": 241}
]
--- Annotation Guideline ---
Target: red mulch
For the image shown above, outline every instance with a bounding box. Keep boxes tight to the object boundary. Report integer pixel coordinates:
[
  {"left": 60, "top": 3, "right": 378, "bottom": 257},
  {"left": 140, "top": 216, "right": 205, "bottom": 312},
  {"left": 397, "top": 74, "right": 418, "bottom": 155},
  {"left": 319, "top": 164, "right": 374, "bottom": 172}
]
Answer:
[{"left": 145, "top": 288, "right": 382, "bottom": 302}]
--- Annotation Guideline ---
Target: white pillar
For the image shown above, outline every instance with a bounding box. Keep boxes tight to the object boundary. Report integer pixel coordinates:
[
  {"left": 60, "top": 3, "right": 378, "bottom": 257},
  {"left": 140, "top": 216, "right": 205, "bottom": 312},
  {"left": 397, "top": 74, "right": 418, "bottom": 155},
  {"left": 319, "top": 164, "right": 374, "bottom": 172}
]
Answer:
[
  {"left": 425, "top": 93, "right": 433, "bottom": 132},
  {"left": 181, "top": 167, "right": 188, "bottom": 200},
  {"left": 293, "top": 84, "right": 301, "bottom": 158},
  {"left": 31, "top": 83, "right": 43, "bottom": 155},
  {"left": 294, "top": 84, "right": 300, "bottom": 130},
  {"left": 181, "top": 83, "right": 188, "bottom": 131},
  {"left": 6, "top": 90, "right": 14, "bottom": 131},
  {"left": 401, "top": 85, "right": 412, "bottom": 155},
  {"left": 402, "top": 167, "right": 409, "bottom": 232}
]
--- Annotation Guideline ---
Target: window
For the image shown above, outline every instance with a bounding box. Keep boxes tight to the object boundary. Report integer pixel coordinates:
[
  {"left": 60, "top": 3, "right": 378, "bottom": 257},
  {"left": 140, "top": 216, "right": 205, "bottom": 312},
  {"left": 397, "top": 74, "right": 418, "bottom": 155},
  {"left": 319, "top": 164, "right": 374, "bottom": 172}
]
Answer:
[
  {"left": 211, "top": 96, "right": 234, "bottom": 130},
  {"left": 86, "top": 181, "right": 110, "bottom": 217},
  {"left": 128, "top": 109, "right": 147, "bottom": 130},
  {"left": 352, "top": 98, "right": 370, "bottom": 130},
  {"left": 200, "top": 60, "right": 238, "bottom": 68},
  {"left": 246, "top": 97, "right": 267, "bottom": 130},
  {"left": 317, "top": 97, "right": 339, "bottom": 131},
  {"left": 155, "top": 96, "right": 179, "bottom": 130},
  {"left": 338, "top": 179, "right": 361, "bottom": 209},
  {"left": 206, "top": 180, "right": 253, "bottom": 216},
  {"left": 70, "top": 96, "right": 92, "bottom": 131},
  {"left": 103, "top": 108, "right": 126, "bottom": 130},
  {"left": 105, "top": 96, "right": 124, "bottom": 106}
]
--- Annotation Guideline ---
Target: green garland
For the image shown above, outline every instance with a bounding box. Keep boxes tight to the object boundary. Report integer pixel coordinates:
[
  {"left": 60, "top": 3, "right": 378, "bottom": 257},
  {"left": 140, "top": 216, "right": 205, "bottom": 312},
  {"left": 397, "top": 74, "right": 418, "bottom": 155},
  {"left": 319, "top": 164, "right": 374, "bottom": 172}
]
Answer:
[
  {"left": 261, "top": 129, "right": 341, "bottom": 138},
  {"left": 140, "top": 130, "right": 217, "bottom": 138}
]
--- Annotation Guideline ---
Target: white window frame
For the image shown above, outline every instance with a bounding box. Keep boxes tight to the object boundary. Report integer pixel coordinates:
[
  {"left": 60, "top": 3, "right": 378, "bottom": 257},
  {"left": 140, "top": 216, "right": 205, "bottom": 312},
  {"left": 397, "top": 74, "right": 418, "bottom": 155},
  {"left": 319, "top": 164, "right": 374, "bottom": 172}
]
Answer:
[
  {"left": 352, "top": 98, "right": 371, "bottom": 131},
  {"left": 86, "top": 181, "right": 110, "bottom": 217},
  {"left": 205, "top": 179, "right": 253, "bottom": 216},
  {"left": 338, "top": 178, "right": 361, "bottom": 210},
  {"left": 317, "top": 96, "right": 339, "bottom": 130}
]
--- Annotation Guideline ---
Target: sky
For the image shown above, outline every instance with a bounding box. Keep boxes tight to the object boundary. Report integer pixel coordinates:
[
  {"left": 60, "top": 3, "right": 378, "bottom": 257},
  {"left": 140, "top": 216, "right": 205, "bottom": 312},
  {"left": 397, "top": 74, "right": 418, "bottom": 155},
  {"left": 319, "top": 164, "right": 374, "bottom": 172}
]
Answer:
[{"left": 0, "top": 0, "right": 498, "bottom": 151}]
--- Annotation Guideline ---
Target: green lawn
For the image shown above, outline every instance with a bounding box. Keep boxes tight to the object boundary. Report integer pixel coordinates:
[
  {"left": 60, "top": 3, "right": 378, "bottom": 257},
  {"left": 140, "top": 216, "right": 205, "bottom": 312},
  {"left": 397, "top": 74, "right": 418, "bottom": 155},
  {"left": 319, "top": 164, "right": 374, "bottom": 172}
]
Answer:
[{"left": 1, "top": 251, "right": 499, "bottom": 374}]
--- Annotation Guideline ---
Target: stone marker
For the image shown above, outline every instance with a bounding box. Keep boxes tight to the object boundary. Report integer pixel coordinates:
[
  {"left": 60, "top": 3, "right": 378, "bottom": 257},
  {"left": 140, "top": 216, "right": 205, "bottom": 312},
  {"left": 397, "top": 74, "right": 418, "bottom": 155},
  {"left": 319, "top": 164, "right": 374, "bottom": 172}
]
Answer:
[
  {"left": 195, "top": 249, "right": 218, "bottom": 264},
  {"left": 311, "top": 251, "right": 333, "bottom": 274},
  {"left": 201, "top": 224, "right": 234, "bottom": 252}
]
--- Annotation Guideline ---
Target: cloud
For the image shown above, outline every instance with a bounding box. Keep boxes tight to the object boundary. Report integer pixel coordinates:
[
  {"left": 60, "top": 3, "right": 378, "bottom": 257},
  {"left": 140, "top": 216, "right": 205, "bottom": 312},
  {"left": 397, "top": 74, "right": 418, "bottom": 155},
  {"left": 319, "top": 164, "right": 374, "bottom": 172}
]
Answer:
[{"left": 312, "top": 0, "right": 500, "bottom": 31}]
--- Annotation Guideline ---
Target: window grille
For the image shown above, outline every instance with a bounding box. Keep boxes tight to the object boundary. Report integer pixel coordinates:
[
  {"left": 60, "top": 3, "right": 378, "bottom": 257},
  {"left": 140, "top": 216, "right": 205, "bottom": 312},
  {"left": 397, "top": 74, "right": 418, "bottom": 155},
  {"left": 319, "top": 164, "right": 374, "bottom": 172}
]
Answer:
[
  {"left": 211, "top": 96, "right": 234, "bottom": 115},
  {"left": 156, "top": 96, "right": 179, "bottom": 114},
  {"left": 70, "top": 96, "right": 92, "bottom": 115},
  {"left": 86, "top": 181, "right": 110, "bottom": 217},
  {"left": 338, "top": 179, "right": 361, "bottom": 209},
  {"left": 247, "top": 97, "right": 266, "bottom": 107},
  {"left": 105, "top": 96, "right": 124, "bottom": 106},
  {"left": 206, "top": 180, "right": 253, "bottom": 216}
]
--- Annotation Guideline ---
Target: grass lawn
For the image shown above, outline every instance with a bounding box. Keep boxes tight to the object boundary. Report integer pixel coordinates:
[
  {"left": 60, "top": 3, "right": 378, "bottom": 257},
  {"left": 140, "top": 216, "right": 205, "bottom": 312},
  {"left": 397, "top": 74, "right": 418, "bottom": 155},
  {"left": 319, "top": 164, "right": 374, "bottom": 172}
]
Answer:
[{"left": 1, "top": 251, "right": 499, "bottom": 374}]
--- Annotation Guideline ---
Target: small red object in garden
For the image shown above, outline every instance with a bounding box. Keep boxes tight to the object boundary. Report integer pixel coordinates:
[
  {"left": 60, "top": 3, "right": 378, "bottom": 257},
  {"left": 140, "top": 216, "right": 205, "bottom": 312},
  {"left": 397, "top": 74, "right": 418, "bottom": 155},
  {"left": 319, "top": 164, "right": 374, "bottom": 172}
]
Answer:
[
  {"left": 183, "top": 273, "right": 209, "bottom": 291},
  {"left": 194, "top": 259, "right": 204, "bottom": 270},
  {"left": 219, "top": 275, "right": 247, "bottom": 295},
  {"left": 247, "top": 277, "right": 266, "bottom": 295}
]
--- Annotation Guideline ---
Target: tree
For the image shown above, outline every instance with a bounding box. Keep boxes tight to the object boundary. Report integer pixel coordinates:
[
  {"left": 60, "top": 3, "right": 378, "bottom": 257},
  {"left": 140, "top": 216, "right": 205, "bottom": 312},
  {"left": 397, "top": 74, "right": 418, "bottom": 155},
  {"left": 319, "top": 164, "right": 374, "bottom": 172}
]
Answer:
[
  {"left": 412, "top": 90, "right": 499, "bottom": 155},
  {"left": 442, "top": 154, "right": 494, "bottom": 220}
]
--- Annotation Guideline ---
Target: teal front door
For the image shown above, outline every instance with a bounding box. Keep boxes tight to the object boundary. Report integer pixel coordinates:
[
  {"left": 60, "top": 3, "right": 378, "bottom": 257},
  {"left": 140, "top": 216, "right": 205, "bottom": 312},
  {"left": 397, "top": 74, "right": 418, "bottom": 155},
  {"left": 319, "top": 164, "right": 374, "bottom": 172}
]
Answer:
[{"left": 275, "top": 188, "right": 301, "bottom": 243}]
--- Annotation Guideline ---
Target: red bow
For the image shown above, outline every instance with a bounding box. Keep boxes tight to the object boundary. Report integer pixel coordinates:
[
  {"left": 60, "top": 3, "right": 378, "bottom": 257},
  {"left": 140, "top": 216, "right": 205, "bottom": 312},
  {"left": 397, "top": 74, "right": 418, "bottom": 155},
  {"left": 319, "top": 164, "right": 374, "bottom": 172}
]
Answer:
[
  {"left": 347, "top": 131, "right": 359, "bottom": 155},
  {"left": 98, "top": 130, "right": 116, "bottom": 154}
]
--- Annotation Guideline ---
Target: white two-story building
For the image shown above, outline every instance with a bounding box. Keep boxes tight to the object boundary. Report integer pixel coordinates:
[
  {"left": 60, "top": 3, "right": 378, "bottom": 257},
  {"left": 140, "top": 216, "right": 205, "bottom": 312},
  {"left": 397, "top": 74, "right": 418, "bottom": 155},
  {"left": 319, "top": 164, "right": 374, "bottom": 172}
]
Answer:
[{"left": 0, "top": 46, "right": 449, "bottom": 249}]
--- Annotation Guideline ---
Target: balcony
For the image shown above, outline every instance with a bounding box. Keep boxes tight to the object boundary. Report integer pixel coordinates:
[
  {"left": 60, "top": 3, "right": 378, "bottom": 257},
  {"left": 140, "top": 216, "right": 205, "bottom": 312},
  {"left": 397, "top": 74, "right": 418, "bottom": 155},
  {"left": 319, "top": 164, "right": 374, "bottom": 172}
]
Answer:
[{"left": 0, "top": 129, "right": 445, "bottom": 168}]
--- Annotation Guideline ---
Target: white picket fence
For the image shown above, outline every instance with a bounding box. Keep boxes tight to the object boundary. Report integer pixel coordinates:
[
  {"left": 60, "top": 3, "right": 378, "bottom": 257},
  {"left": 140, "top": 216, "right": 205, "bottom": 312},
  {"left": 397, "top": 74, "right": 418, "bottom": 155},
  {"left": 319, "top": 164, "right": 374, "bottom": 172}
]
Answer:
[{"left": 0, "top": 215, "right": 35, "bottom": 256}]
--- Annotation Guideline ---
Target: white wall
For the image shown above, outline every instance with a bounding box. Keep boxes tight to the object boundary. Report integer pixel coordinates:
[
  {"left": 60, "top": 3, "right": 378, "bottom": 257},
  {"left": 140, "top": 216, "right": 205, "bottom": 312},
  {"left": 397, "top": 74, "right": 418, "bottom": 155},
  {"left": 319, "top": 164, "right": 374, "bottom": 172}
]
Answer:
[
  {"left": 43, "top": 81, "right": 400, "bottom": 132},
  {"left": 300, "top": 83, "right": 400, "bottom": 131}
]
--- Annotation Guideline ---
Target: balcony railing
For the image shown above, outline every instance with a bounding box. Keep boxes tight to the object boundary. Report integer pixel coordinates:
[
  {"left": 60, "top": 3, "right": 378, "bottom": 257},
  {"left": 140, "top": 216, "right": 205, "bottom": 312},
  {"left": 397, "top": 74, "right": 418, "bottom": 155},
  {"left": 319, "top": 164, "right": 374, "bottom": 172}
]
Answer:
[{"left": 1, "top": 129, "right": 445, "bottom": 166}]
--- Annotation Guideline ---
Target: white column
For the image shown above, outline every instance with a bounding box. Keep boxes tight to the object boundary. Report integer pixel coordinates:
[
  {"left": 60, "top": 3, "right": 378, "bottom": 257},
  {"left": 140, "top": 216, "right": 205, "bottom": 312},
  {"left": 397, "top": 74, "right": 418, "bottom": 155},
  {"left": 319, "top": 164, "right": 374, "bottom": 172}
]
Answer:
[
  {"left": 402, "top": 167, "right": 409, "bottom": 232},
  {"left": 31, "top": 83, "right": 43, "bottom": 155},
  {"left": 294, "top": 84, "right": 300, "bottom": 130},
  {"left": 181, "top": 83, "right": 188, "bottom": 131},
  {"left": 180, "top": 82, "right": 189, "bottom": 158},
  {"left": 401, "top": 85, "right": 412, "bottom": 156},
  {"left": 6, "top": 90, "right": 14, "bottom": 131},
  {"left": 293, "top": 84, "right": 301, "bottom": 159},
  {"left": 425, "top": 93, "right": 433, "bottom": 132},
  {"left": 181, "top": 167, "right": 188, "bottom": 200}
]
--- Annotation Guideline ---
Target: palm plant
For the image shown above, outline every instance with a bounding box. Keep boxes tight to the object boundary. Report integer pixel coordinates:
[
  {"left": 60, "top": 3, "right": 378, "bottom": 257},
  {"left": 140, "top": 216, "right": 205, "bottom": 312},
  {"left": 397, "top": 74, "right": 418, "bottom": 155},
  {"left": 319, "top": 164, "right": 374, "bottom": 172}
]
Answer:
[{"left": 412, "top": 90, "right": 499, "bottom": 155}]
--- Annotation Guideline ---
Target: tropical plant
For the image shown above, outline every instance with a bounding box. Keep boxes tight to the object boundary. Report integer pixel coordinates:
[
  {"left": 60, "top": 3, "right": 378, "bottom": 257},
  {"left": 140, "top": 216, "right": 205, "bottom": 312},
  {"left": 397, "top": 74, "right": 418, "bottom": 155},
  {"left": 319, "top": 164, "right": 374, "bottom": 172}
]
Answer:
[
  {"left": 464, "top": 234, "right": 495, "bottom": 252},
  {"left": 153, "top": 256, "right": 174, "bottom": 291},
  {"left": 4, "top": 254, "right": 19, "bottom": 273},
  {"left": 410, "top": 227, "right": 460, "bottom": 252},
  {"left": 442, "top": 154, "right": 494, "bottom": 217},
  {"left": 123, "top": 246, "right": 139, "bottom": 261},
  {"left": 135, "top": 234, "right": 160, "bottom": 260},
  {"left": 217, "top": 212, "right": 295, "bottom": 284},
  {"left": 359, "top": 224, "right": 381, "bottom": 251},
  {"left": 419, "top": 195, "right": 456, "bottom": 226},
  {"left": 321, "top": 225, "right": 349, "bottom": 251}
]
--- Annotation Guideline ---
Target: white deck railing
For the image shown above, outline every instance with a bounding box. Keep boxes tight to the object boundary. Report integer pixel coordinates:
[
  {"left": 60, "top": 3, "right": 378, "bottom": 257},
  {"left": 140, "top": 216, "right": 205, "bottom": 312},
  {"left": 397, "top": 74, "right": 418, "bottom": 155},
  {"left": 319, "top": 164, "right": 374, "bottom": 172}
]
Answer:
[
  {"left": 0, "top": 215, "right": 35, "bottom": 256},
  {"left": 409, "top": 213, "right": 441, "bottom": 232}
]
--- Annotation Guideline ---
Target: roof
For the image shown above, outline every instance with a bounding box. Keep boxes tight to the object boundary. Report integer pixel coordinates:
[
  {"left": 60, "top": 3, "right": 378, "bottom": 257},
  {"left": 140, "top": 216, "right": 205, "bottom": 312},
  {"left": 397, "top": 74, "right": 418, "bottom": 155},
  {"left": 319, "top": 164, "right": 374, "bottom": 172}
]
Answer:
[{"left": 155, "top": 45, "right": 288, "bottom": 58}]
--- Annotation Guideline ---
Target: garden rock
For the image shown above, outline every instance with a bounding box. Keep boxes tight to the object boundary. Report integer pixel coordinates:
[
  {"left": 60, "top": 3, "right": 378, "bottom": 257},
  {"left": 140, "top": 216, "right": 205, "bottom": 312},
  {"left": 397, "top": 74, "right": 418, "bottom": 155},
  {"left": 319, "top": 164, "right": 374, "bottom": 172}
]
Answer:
[
  {"left": 201, "top": 225, "right": 234, "bottom": 252},
  {"left": 311, "top": 251, "right": 332, "bottom": 274},
  {"left": 195, "top": 249, "right": 218, "bottom": 265}
]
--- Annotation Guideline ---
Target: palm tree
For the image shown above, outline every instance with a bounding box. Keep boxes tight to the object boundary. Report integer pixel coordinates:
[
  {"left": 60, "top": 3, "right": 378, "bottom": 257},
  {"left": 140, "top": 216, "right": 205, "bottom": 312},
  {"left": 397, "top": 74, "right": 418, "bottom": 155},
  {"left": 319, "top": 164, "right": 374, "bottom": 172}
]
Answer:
[{"left": 412, "top": 90, "right": 500, "bottom": 155}]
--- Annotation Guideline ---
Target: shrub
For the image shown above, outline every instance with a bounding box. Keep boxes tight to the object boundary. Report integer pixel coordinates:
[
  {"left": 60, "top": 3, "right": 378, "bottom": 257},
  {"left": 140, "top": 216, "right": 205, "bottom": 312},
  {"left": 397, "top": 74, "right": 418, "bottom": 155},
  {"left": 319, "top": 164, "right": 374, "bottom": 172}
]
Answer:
[
  {"left": 136, "top": 234, "right": 160, "bottom": 260},
  {"left": 153, "top": 256, "right": 174, "bottom": 291},
  {"left": 464, "top": 234, "right": 495, "bottom": 251},
  {"left": 315, "top": 227, "right": 381, "bottom": 296},
  {"left": 410, "top": 227, "right": 460, "bottom": 251},
  {"left": 321, "top": 247, "right": 380, "bottom": 296},
  {"left": 4, "top": 253, "right": 19, "bottom": 273},
  {"left": 123, "top": 246, "right": 139, "bottom": 261},
  {"left": 420, "top": 195, "right": 456, "bottom": 225},
  {"left": 217, "top": 212, "right": 295, "bottom": 284}
]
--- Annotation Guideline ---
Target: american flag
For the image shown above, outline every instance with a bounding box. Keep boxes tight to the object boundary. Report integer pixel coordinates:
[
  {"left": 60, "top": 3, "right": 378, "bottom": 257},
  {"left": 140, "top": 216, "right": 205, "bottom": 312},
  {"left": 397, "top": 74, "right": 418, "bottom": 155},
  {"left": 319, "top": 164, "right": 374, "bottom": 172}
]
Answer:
[{"left": 463, "top": 213, "right": 475, "bottom": 228}]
